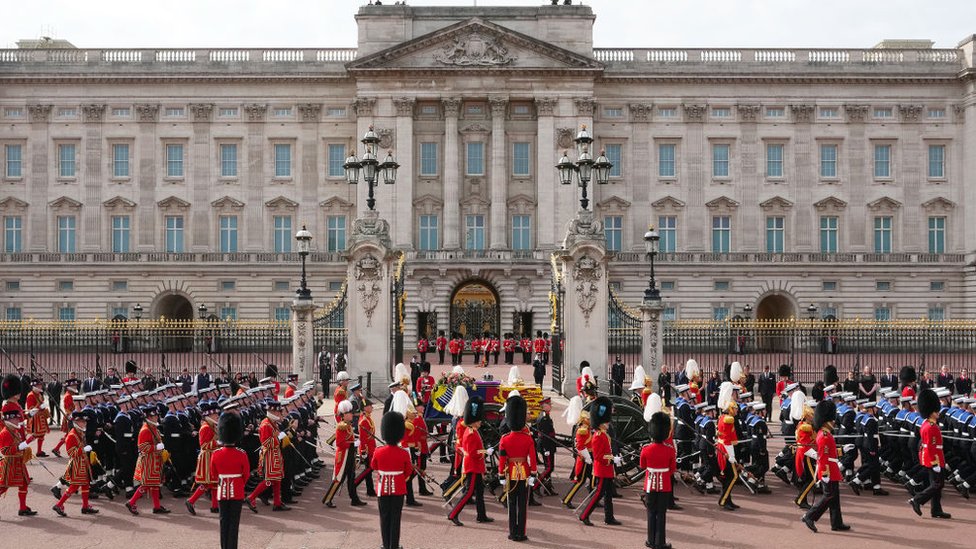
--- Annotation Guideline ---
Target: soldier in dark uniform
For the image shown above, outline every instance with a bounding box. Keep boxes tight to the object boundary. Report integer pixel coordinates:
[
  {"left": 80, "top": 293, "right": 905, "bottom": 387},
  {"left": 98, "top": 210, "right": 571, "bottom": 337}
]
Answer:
[
  {"left": 531, "top": 397, "right": 556, "bottom": 504},
  {"left": 609, "top": 356, "right": 625, "bottom": 397},
  {"left": 113, "top": 398, "right": 138, "bottom": 498}
]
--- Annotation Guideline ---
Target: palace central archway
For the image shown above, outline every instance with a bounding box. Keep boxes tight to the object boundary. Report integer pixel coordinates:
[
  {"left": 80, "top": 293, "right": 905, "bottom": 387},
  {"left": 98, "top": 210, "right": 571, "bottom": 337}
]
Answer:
[
  {"left": 754, "top": 293, "right": 795, "bottom": 352},
  {"left": 450, "top": 281, "right": 500, "bottom": 339},
  {"left": 152, "top": 293, "right": 195, "bottom": 351}
]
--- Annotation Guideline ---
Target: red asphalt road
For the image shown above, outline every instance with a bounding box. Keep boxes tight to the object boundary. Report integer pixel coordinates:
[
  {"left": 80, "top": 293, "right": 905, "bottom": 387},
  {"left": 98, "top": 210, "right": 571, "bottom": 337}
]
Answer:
[{"left": 2, "top": 362, "right": 974, "bottom": 548}]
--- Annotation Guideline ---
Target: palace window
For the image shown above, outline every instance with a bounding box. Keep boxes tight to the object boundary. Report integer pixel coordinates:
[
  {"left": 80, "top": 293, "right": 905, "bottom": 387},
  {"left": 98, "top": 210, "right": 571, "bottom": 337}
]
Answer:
[
  {"left": 273, "top": 215, "right": 292, "bottom": 253},
  {"left": 111, "top": 215, "right": 131, "bottom": 253}
]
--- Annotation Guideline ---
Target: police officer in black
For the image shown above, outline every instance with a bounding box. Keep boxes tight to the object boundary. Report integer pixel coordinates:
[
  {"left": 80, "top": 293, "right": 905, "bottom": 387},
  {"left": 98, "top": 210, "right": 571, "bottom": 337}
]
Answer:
[{"left": 609, "top": 356, "right": 625, "bottom": 397}]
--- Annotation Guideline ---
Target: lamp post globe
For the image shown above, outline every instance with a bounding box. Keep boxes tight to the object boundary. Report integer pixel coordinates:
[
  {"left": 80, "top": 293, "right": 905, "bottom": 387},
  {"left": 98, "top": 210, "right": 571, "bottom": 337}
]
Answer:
[
  {"left": 345, "top": 126, "right": 398, "bottom": 211},
  {"left": 295, "top": 224, "right": 313, "bottom": 300},
  {"left": 643, "top": 226, "right": 661, "bottom": 303},
  {"left": 197, "top": 303, "right": 208, "bottom": 320},
  {"left": 743, "top": 303, "right": 753, "bottom": 319},
  {"left": 132, "top": 303, "right": 143, "bottom": 320},
  {"left": 555, "top": 125, "right": 613, "bottom": 211},
  {"left": 807, "top": 303, "right": 818, "bottom": 319}
]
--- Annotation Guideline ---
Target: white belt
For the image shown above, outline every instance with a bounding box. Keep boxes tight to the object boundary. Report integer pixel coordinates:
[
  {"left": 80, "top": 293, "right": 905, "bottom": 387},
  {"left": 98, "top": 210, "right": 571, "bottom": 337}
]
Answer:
[
  {"left": 218, "top": 474, "right": 242, "bottom": 480},
  {"left": 827, "top": 458, "right": 839, "bottom": 463},
  {"left": 170, "top": 434, "right": 180, "bottom": 438},
  {"left": 646, "top": 468, "right": 669, "bottom": 473},
  {"left": 377, "top": 470, "right": 400, "bottom": 476},
  {"left": 123, "top": 434, "right": 133, "bottom": 438}
]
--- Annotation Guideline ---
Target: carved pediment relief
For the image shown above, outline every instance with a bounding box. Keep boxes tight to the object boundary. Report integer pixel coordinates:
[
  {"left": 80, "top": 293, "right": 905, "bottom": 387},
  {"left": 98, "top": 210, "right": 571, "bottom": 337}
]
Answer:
[
  {"left": 506, "top": 193, "right": 536, "bottom": 215},
  {"left": 265, "top": 196, "right": 298, "bottom": 211},
  {"left": 49, "top": 196, "right": 83, "bottom": 211},
  {"left": 157, "top": 196, "right": 190, "bottom": 212},
  {"left": 319, "top": 196, "right": 355, "bottom": 213},
  {"left": 705, "top": 196, "right": 740, "bottom": 212},
  {"left": 211, "top": 196, "right": 245, "bottom": 211},
  {"left": 921, "top": 197, "right": 955, "bottom": 213},
  {"left": 346, "top": 18, "right": 603, "bottom": 73},
  {"left": 759, "top": 196, "right": 794, "bottom": 212},
  {"left": 0, "top": 196, "right": 29, "bottom": 213},
  {"left": 102, "top": 196, "right": 136, "bottom": 211},
  {"left": 596, "top": 195, "right": 632, "bottom": 214},
  {"left": 413, "top": 194, "right": 444, "bottom": 216},
  {"left": 460, "top": 194, "right": 490, "bottom": 214},
  {"left": 651, "top": 196, "right": 686, "bottom": 211},
  {"left": 867, "top": 196, "right": 902, "bottom": 212},
  {"left": 813, "top": 196, "right": 847, "bottom": 213}
]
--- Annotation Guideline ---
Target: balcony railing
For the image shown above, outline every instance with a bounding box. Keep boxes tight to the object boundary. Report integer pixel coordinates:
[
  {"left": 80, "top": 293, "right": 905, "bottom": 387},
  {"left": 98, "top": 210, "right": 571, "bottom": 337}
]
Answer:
[
  {"left": 592, "top": 47, "right": 963, "bottom": 66},
  {"left": 0, "top": 251, "right": 346, "bottom": 264},
  {"left": 0, "top": 48, "right": 358, "bottom": 66},
  {"left": 609, "top": 251, "right": 966, "bottom": 264}
]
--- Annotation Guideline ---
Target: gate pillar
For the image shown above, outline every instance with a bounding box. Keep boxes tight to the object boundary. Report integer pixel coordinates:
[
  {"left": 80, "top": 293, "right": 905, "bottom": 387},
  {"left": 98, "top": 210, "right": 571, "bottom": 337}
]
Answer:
[
  {"left": 640, "top": 300, "right": 665, "bottom": 386},
  {"left": 557, "top": 210, "right": 608, "bottom": 396},
  {"left": 291, "top": 298, "right": 316, "bottom": 383},
  {"left": 345, "top": 210, "right": 396, "bottom": 387}
]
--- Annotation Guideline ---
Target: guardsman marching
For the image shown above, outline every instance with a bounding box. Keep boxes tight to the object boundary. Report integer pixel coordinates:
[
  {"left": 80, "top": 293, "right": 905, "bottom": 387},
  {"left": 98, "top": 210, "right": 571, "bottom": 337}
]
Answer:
[
  {"left": 210, "top": 410, "right": 250, "bottom": 549},
  {"left": 283, "top": 374, "right": 299, "bottom": 399},
  {"left": 435, "top": 330, "right": 448, "bottom": 365},
  {"left": 354, "top": 399, "right": 378, "bottom": 498},
  {"left": 245, "top": 399, "right": 289, "bottom": 512},
  {"left": 448, "top": 395, "right": 493, "bottom": 526},
  {"left": 51, "top": 377, "right": 80, "bottom": 457},
  {"left": 126, "top": 404, "right": 169, "bottom": 515},
  {"left": 441, "top": 386, "right": 469, "bottom": 497},
  {"left": 579, "top": 396, "right": 621, "bottom": 526},
  {"left": 333, "top": 371, "right": 350, "bottom": 415},
  {"left": 715, "top": 382, "right": 740, "bottom": 511},
  {"left": 498, "top": 395, "right": 537, "bottom": 542},
  {"left": 323, "top": 399, "right": 366, "bottom": 508},
  {"left": 503, "top": 333, "right": 516, "bottom": 365},
  {"left": 531, "top": 396, "right": 556, "bottom": 504},
  {"left": 793, "top": 391, "right": 817, "bottom": 509},
  {"left": 185, "top": 400, "right": 220, "bottom": 515},
  {"left": 801, "top": 400, "right": 851, "bottom": 533},
  {"left": 641, "top": 410, "right": 676, "bottom": 549},
  {"left": 519, "top": 334, "right": 532, "bottom": 364},
  {"left": 909, "top": 387, "right": 952, "bottom": 519},
  {"left": 1, "top": 374, "right": 36, "bottom": 516},
  {"left": 26, "top": 378, "right": 50, "bottom": 457},
  {"left": 562, "top": 396, "right": 591, "bottom": 507},
  {"left": 372, "top": 411, "right": 413, "bottom": 549},
  {"left": 52, "top": 410, "right": 98, "bottom": 516}
]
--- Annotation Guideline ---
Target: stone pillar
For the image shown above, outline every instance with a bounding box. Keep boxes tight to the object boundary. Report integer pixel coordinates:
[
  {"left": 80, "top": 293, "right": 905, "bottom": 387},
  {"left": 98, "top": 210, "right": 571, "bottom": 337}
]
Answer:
[
  {"left": 489, "top": 97, "right": 508, "bottom": 249},
  {"left": 346, "top": 211, "right": 395, "bottom": 385},
  {"left": 558, "top": 209, "right": 608, "bottom": 395},
  {"left": 442, "top": 98, "right": 461, "bottom": 249},
  {"left": 393, "top": 97, "right": 416, "bottom": 249},
  {"left": 291, "top": 297, "right": 316, "bottom": 383},
  {"left": 535, "top": 98, "right": 556, "bottom": 248},
  {"left": 81, "top": 104, "right": 105, "bottom": 252},
  {"left": 640, "top": 300, "right": 665, "bottom": 384}
]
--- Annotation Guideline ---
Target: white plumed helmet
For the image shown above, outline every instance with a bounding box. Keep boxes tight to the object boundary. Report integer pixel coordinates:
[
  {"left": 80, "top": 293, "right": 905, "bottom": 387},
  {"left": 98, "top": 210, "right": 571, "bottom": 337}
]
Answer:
[
  {"left": 562, "top": 395, "right": 583, "bottom": 426},
  {"left": 790, "top": 389, "right": 807, "bottom": 421},
  {"left": 643, "top": 392, "right": 663, "bottom": 422},
  {"left": 685, "top": 359, "right": 700, "bottom": 381}
]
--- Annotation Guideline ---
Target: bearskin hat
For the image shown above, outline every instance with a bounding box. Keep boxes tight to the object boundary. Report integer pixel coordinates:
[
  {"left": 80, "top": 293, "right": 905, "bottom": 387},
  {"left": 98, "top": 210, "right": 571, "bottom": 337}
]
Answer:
[
  {"left": 590, "top": 396, "right": 613, "bottom": 428},
  {"left": 463, "top": 395, "right": 485, "bottom": 425},
  {"left": 1, "top": 374, "right": 22, "bottom": 401},
  {"left": 504, "top": 395, "right": 527, "bottom": 432},
  {"left": 648, "top": 411, "right": 671, "bottom": 443},
  {"left": 811, "top": 381, "right": 825, "bottom": 402},
  {"left": 124, "top": 360, "right": 137, "bottom": 375},
  {"left": 899, "top": 366, "right": 917, "bottom": 385},
  {"left": 917, "top": 388, "right": 940, "bottom": 419},
  {"left": 264, "top": 363, "right": 279, "bottom": 379},
  {"left": 381, "top": 411, "right": 406, "bottom": 445},
  {"left": 217, "top": 411, "right": 244, "bottom": 446},
  {"left": 778, "top": 364, "right": 792, "bottom": 378},
  {"left": 823, "top": 365, "right": 839, "bottom": 386},
  {"left": 812, "top": 400, "right": 836, "bottom": 431}
]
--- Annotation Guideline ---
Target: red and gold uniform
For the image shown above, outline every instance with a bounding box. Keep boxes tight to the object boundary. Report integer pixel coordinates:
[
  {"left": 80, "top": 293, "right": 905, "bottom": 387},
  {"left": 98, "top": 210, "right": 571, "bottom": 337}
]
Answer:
[
  {"left": 794, "top": 419, "right": 817, "bottom": 507},
  {"left": 284, "top": 384, "right": 296, "bottom": 399},
  {"left": 532, "top": 337, "right": 545, "bottom": 356},
  {"left": 449, "top": 338, "right": 462, "bottom": 363},
  {"left": 912, "top": 416, "right": 949, "bottom": 517},
  {"left": 562, "top": 418, "right": 592, "bottom": 507},
  {"left": 26, "top": 390, "right": 49, "bottom": 454},
  {"left": 127, "top": 419, "right": 165, "bottom": 512},
  {"left": 51, "top": 390, "right": 76, "bottom": 455},
  {"left": 323, "top": 414, "right": 365, "bottom": 507},
  {"left": 187, "top": 420, "right": 219, "bottom": 511},
  {"left": 333, "top": 385, "right": 348, "bottom": 416},
  {"left": 371, "top": 442, "right": 413, "bottom": 549},
  {"left": 0, "top": 415, "right": 32, "bottom": 513},
  {"left": 417, "top": 338, "right": 429, "bottom": 361},
  {"left": 579, "top": 426, "right": 616, "bottom": 523},
  {"left": 212, "top": 446, "right": 250, "bottom": 501},
  {"left": 640, "top": 439, "right": 677, "bottom": 547},
  {"left": 448, "top": 425, "right": 488, "bottom": 521},
  {"left": 354, "top": 413, "right": 378, "bottom": 496},
  {"left": 332, "top": 420, "right": 355, "bottom": 481},
  {"left": 247, "top": 417, "right": 285, "bottom": 507},
  {"left": 53, "top": 425, "right": 96, "bottom": 512},
  {"left": 716, "top": 409, "right": 739, "bottom": 508},
  {"left": 919, "top": 419, "right": 945, "bottom": 469},
  {"left": 415, "top": 374, "right": 436, "bottom": 405},
  {"left": 901, "top": 385, "right": 917, "bottom": 399},
  {"left": 520, "top": 337, "right": 532, "bottom": 363},
  {"left": 452, "top": 420, "right": 468, "bottom": 477},
  {"left": 498, "top": 427, "right": 537, "bottom": 539}
]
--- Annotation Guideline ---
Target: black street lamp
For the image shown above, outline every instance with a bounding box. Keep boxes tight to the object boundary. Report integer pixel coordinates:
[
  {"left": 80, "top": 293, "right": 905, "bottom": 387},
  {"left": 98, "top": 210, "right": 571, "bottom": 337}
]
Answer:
[
  {"left": 344, "top": 126, "right": 400, "bottom": 211},
  {"left": 807, "top": 303, "right": 818, "bottom": 320},
  {"left": 643, "top": 226, "right": 661, "bottom": 303},
  {"left": 743, "top": 303, "right": 753, "bottom": 319},
  {"left": 197, "top": 303, "right": 208, "bottom": 319},
  {"left": 556, "top": 125, "right": 612, "bottom": 210},
  {"left": 295, "top": 224, "right": 313, "bottom": 300},
  {"left": 132, "top": 303, "right": 143, "bottom": 320}
]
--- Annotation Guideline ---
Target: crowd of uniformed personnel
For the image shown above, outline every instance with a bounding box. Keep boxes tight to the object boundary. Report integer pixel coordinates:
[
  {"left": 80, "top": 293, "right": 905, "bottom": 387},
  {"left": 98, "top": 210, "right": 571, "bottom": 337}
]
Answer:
[{"left": 3, "top": 352, "right": 974, "bottom": 549}]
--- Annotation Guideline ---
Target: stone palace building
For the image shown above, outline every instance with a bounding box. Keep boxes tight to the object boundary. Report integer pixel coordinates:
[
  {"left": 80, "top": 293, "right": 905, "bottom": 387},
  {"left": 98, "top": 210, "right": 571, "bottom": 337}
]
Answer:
[{"left": 1, "top": 3, "right": 975, "bottom": 342}]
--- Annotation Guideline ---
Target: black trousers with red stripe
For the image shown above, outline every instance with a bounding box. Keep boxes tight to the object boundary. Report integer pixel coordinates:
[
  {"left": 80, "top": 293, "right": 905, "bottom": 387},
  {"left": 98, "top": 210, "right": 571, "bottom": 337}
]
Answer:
[
  {"left": 579, "top": 476, "right": 614, "bottom": 522},
  {"left": 448, "top": 473, "right": 486, "bottom": 520}
]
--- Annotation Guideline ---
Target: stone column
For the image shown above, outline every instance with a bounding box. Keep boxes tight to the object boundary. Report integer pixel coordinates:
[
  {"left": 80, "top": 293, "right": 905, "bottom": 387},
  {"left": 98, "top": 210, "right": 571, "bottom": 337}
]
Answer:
[
  {"left": 640, "top": 300, "right": 665, "bottom": 384},
  {"left": 243, "top": 103, "right": 267, "bottom": 249},
  {"left": 189, "top": 103, "right": 214, "bottom": 252},
  {"left": 489, "top": 97, "right": 508, "bottom": 249},
  {"left": 81, "top": 104, "right": 105, "bottom": 252},
  {"left": 135, "top": 104, "right": 160, "bottom": 250},
  {"left": 393, "top": 97, "right": 416, "bottom": 249},
  {"left": 558, "top": 209, "right": 608, "bottom": 395},
  {"left": 346, "top": 211, "right": 395, "bottom": 385},
  {"left": 442, "top": 98, "right": 461, "bottom": 249},
  {"left": 535, "top": 98, "right": 557, "bottom": 248},
  {"left": 291, "top": 297, "right": 316, "bottom": 383},
  {"left": 26, "top": 105, "right": 52, "bottom": 251}
]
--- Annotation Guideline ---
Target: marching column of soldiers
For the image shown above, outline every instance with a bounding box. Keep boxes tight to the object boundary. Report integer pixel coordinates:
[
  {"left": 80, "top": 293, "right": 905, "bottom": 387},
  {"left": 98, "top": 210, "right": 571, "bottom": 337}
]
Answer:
[{"left": 3, "top": 353, "right": 976, "bottom": 549}]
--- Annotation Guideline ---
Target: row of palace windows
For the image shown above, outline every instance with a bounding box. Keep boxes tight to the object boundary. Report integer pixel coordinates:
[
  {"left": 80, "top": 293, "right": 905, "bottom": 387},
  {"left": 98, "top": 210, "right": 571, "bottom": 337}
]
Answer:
[
  {"left": 0, "top": 212, "right": 949, "bottom": 255},
  {"left": 598, "top": 105, "right": 949, "bottom": 122}
]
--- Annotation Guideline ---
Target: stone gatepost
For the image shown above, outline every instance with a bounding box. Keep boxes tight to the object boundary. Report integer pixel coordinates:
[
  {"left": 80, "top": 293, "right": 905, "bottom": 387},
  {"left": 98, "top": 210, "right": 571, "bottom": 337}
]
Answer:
[
  {"left": 558, "top": 210, "right": 608, "bottom": 396},
  {"left": 641, "top": 300, "right": 665, "bottom": 388},
  {"left": 345, "top": 211, "right": 395, "bottom": 387},
  {"left": 291, "top": 298, "right": 316, "bottom": 383}
]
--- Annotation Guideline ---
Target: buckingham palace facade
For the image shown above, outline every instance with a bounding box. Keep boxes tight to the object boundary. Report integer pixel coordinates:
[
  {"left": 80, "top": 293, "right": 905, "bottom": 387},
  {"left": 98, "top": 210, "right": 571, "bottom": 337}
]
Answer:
[{"left": 1, "top": 3, "right": 975, "bottom": 341}]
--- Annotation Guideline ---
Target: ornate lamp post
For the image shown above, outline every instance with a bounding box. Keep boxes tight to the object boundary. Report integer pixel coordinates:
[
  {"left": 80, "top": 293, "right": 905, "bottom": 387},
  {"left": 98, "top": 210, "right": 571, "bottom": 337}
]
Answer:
[
  {"left": 807, "top": 303, "right": 818, "bottom": 320},
  {"left": 197, "top": 303, "right": 208, "bottom": 320},
  {"left": 344, "top": 126, "right": 399, "bottom": 211},
  {"left": 556, "top": 125, "right": 612, "bottom": 210},
  {"left": 743, "top": 303, "right": 753, "bottom": 319},
  {"left": 295, "top": 225, "right": 313, "bottom": 300},
  {"left": 131, "top": 303, "right": 143, "bottom": 353},
  {"left": 642, "top": 226, "right": 661, "bottom": 303}
]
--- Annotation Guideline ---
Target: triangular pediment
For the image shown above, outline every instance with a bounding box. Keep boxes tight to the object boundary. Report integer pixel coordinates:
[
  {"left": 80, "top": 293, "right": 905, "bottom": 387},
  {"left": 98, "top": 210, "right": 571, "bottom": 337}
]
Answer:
[
  {"left": 347, "top": 18, "right": 604, "bottom": 73},
  {"left": 596, "top": 196, "right": 632, "bottom": 211},
  {"left": 814, "top": 196, "right": 847, "bottom": 211},
  {"left": 759, "top": 196, "right": 794, "bottom": 211},
  {"left": 319, "top": 196, "right": 354, "bottom": 210},
  {"left": 921, "top": 197, "right": 955, "bottom": 212},
  {"left": 211, "top": 195, "right": 245, "bottom": 209},
  {"left": 705, "top": 196, "right": 740, "bottom": 210},
  {"left": 506, "top": 193, "right": 536, "bottom": 208},
  {"left": 49, "top": 196, "right": 82, "bottom": 210},
  {"left": 0, "top": 196, "right": 29, "bottom": 211},
  {"left": 867, "top": 196, "right": 902, "bottom": 211},
  {"left": 157, "top": 196, "right": 190, "bottom": 210},
  {"left": 412, "top": 194, "right": 444, "bottom": 208},
  {"left": 102, "top": 195, "right": 136, "bottom": 209},
  {"left": 265, "top": 196, "right": 298, "bottom": 209},
  {"left": 651, "top": 196, "right": 685, "bottom": 210},
  {"left": 460, "top": 194, "right": 490, "bottom": 207}
]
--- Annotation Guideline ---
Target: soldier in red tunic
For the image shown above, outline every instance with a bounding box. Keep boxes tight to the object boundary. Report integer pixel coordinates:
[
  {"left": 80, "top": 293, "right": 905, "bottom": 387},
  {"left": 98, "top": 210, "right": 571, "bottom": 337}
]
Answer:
[
  {"left": 51, "top": 378, "right": 80, "bottom": 457},
  {"left": 801, "top": 400, "right": 851, "bottom": 533},
  {"left": 324, "top": 399, "right": 367, "bottom": 507},
  {"left": 641, "top": 411, "right": 676, "bottom": 549},
  {"left": 579, "top": 396, "right": 622, "bottom": 526},
  {"left": 417, "top": 337, "right": 429, "bottom": 363},
  {"left": 449, "top": 335, "right": 462, "bottom": 365},
  {"left": 283, "top": 374, "right": 298, "bottom": 399},
  {"left": 488, "top": 334, "right": 500, "bottom": 365},
  {"left": 333, "top": 371, "right": 350, "bottom": 416},
  {"left": 909, "top": 388, "right": 952, "bottom": 519},
  {"left": 52, "top": 410, "right": 98, "bottom": 516},
  {"left": 448, "top": 395, "right": 493, "bottom": 526},
  {"left": 185, "top": 400, "right": 220, "bottom": 515},
  {"left": 435, "top": 330, "right": 448, "bottom": 365},
  {"left": 792, "top": 392, "right": 817, "bottom": 509},
  {"left": 1, "top": 374, "right": 36, "bottom": 516},
  {"left": 126, "top": 404, "right": 169, "bottom": 515},
  {"left": 354, "top": 398, "right": 378, "bottom": 497},
  {"left": 210, "top": 409, "right": 250, "bottom": 549},
  {"left": 415, "top": 363, "right": 435, "bottom": 406},
  {"left": 245, "top": 399, "right": 289, "bottom": 512},
  {"left": 562, "top": 396, "right": 592, "bottom": 507},
  {"left": 900, "top": 366, "right": 918, "bottom": 399},
  {"left": 372, "top": 411, "right": 413, "bottom": 549},
  {"left": 25, "top": 378, "right": 50, "bottom": 457},
  {"left": 715, "top": 382, "right": 740, "bottom": 511},
  {"left": 519, "top": 335, "right": 532, "bottom": 364},
  {"left": 498, "top": 395, "right": 537, "bottom": 542}
]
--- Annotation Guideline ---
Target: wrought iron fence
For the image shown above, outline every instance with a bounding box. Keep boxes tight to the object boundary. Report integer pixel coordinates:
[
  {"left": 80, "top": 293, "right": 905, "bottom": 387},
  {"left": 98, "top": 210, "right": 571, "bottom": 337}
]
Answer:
[
  {"left": 313, "top": 281, "right": 349, "bottom": 384},
  {"left": 0, "top": 319, "right": 291, "bottom": 380},
  {"left": 663, "top": 319, "right": 976, "bottom": 384},
  {"left": 549, "top": 253, "right": 564, "bottom": 392},
  {"left": 391, "top": 251, "right": 406, "bottom": 372},
  {"left": 608, "top": 287, "right": 643, "bottom": 381}
]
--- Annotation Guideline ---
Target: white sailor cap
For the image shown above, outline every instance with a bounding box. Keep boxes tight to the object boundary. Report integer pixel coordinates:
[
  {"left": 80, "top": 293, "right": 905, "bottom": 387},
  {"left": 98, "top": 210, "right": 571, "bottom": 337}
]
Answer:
[
  {"left": 884, "top": 391, "right": 900, "bottom": 399},
  {"left": 899, "top": 395, "right": 912, "bottom": 403},
  {"left": 934, "top": 388, "right": 951, "bottom": 399},
  {"left": 784, "top": 383, "right": 799, "bottom": 393},
  {"left": 675, "top": 384, "right": 690, "bottom": 393},
  {"left": 750, "top": 403, "right": 767, "bottom": 411}
]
